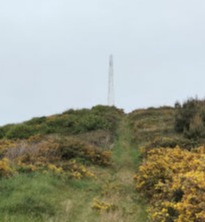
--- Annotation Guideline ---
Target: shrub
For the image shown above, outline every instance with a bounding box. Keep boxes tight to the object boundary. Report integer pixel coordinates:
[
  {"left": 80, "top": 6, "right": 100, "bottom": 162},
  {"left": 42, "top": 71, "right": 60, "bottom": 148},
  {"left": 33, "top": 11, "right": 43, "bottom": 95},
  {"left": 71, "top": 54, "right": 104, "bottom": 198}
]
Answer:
[
  {"left": 77, "top": 130, "right": 112, "bottom": 148},
  {"left": 143, "top": 136, "right": 198, "bottom": 154},
  {"left": 0, "top": 106, "right": 123, "bottom": 140},
  {"left": 59, "top": 137, "right": 112, "bottom": 166},
  {"left": 0, "top": 128, "right": 5, "bottom": 139},
  {"left": 5, "top": 139, "right": 60, "bottom": 166},
  {"left": 0, "top": 124, "right": 15, "bottom": 139},
  {"left": 26, "top": 116, "right": 47, "bottom": 125},
  {"left": 0, "top": 158, "right": 15, "bottom": 177},
  {"left": 63, "top": 160, "right": 95, "bottom": 179},
  {"left": 92, "top": 198, "right": 116, "bottom": 212},
  {"left": 6, "top": 124, "right": 37, "bottom": 139},
  {"left": 92, "top": 105, "right": 124, "bottom": 133},
  {"left": 18, "top": 141, "right": 60, "bottom": 165},
  {"left": 175, "top": 98, "right": 205, "bottom": 139},
  {"left": 134, "top": 147, "right": 205, "bottom": 222},
  {"left": 0, "top": 139, "right": 16, "bottom": 157},
  {"left": 67, "top": 114, "right": 111, "bottom": 134}
]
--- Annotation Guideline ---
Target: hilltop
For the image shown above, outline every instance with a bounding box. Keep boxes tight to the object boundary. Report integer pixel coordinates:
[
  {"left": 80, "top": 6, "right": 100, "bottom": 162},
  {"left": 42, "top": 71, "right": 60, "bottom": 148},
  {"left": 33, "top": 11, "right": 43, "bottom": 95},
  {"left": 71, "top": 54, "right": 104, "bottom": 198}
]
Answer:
[{"left": 0, "top": 101, "right": 204, "bottom": 222}]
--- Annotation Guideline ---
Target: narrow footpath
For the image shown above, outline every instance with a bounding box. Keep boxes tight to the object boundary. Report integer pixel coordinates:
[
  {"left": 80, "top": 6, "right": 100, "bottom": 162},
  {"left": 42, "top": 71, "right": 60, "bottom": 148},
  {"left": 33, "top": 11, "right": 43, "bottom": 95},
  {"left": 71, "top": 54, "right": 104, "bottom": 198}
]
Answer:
[
  {"left": 96, "top": 116, "right": 147, "bottom": 222},
  {"left": 57, "top": 116, "right": 147, "bottom": 222}
]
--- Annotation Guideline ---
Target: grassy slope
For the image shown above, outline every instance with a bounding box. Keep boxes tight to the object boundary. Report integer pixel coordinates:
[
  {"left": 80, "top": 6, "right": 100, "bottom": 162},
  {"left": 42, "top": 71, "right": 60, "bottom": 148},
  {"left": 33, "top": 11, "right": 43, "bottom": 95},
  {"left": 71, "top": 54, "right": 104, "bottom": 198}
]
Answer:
[
  {"left": 108, "top": 115, "right": 147, "bottom": 222},
  {"left": 50, "top": 115, "right": 147, "bottom": 222},
  {"left": 129, "top": 107, "right": 176, "bottom": 145},
  {"left": 0, "top": 114, "right": 147, "bottom": 222}
]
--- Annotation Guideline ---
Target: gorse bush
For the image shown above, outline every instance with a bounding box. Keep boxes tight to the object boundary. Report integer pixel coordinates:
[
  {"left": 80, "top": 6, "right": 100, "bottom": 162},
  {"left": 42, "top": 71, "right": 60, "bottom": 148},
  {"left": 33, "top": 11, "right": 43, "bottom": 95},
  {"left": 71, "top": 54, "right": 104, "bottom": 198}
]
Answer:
[
  {"left": 59, "top": 137, "right": 112, "bottom": 166},
  {"left": 0, "top": 158, "right": 15, "bottom": 177},
  {"left": 6, "top": 124, "right": 37, "bottom": 139},
  {"left": 0, "top": 105, "right": 123, "bottom": 140},
  {"left": 0, "top": 124, "right": 15, "bottom": 139},
  {"left": 64, "top": 160, "right": 95, "bottom": 179},
  {"left": 0, "top": 106, "right": 118, "bottom": 178},
  {"left": 13, "top": 140, "right": 60, "bottom": 165},
  {"left": 3, "top": 135, "right": 112, "bottom": 171},
  {"left": 143, "top": 136, "right": 198, "bottom": 154},
  {"left": 134, "top": 147, "right": 205, "bottom": 222},
  {"left": 175, "top": 98, "right": 205, "bottom": 139},
  {"left": 92, "top": 198, "right": 116, "bottom": 212}
]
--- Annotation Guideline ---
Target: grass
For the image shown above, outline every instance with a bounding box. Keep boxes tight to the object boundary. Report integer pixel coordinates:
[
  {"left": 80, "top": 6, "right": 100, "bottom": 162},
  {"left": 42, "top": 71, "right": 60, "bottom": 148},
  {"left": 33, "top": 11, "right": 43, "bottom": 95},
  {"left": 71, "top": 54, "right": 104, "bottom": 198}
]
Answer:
[
  {"left": 0, "top": 114, "right": 148, "bottom": 222},
  {"left": 1, "top": 105, "right": 202, "bottom": 222},
  {"left": 0, "top": 172, "right": 103, "bottom": 222},
  {"left": 0, "top": 173, "right": 63, "bottom": 222},
  {"left": 129, "top": 107, "right": 176, "bottom": 147},
  {"left": 109, "top": 115, "right": 147, "bottom": 221}
]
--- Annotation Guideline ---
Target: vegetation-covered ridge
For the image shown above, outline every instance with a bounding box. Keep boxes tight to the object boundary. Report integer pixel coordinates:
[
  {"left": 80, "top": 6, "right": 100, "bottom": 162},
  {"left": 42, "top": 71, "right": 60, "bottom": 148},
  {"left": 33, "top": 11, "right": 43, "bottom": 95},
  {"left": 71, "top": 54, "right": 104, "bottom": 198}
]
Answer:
[
  {"left": 130, "top": 99, "right": 205, "bottom": 222},
  {"left": 0, "top": 105, "right": 123, "bottom": 140},
  {"left": 0, "top": 99, "right": 205, "bottom": 221}
]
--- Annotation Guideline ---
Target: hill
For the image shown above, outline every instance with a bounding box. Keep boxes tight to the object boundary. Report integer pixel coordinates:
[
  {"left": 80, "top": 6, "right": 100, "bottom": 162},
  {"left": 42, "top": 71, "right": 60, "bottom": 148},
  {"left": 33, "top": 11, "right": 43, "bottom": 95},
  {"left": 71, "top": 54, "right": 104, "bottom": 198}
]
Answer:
[{"left": 0, "top": 103, "right": 204, "bottom": 222}]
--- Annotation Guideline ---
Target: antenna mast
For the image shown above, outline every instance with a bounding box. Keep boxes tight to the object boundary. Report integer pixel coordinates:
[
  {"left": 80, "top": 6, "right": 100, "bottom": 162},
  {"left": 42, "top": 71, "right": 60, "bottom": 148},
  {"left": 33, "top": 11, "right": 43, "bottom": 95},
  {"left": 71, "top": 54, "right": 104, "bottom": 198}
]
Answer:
[{"left": 108, "top": 55, "right": 115, "bottom": 106}]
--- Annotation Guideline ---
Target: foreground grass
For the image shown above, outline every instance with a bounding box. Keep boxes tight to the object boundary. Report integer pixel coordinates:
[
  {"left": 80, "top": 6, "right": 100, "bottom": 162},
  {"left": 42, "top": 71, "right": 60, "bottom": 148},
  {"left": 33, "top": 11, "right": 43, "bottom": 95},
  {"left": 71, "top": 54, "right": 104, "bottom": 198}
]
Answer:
[
  {"left": 0, "top": 172, "right": 103, "bottom": 222},
  {"left": 0, "top": 173, "right": 63, "bottom": 222},
  {"left": 0, "top": 116, "right": 147, "bottom": 222}
]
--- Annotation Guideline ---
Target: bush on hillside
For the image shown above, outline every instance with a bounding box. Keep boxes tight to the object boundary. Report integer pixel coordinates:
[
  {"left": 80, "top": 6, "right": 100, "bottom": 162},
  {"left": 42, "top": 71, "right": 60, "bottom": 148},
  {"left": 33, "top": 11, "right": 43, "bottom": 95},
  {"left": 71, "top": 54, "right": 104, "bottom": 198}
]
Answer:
[
  {"left": 134, "top": 147, "right": 205, "bottom": 222},
  {"left": 65, "top": 114, "right": 111, "bottom": 134},
  {"left": 0, "top": 128, "right": 5, "bottom": 139},
  {"left": 26, "top": 116, "right": 47, "bottom": 125},
  {"left": 3, "top": 135, "right": 112, "bottom": 168},
  {"left": 0, "top": 158, "right": 15, "bottom": 177},
  {"left": 77, "top": 130, "right": 112, "bottom": 148},
  {"left": 6, "top": 124, "right": 37, "bottom": 139},
  {"left": 143, "top": 136, "right": 198, "bottom": 154},
  {"left": 59, "top": 138, "right": 112, "bottom": 166},
  {"left": 0, "top": 124, "right": 15, "bottom": 139},
  {"left": 175, "top": 99, "right": 205, "bottom": 139},
  {"left": 0, "top": 106, "right": 123, "bottom": 140},
  {"left": 5, "top": 139, "right": 60, "bottom": 165},
  {"left": 63, "top": 105, "right": 123, "bottom": 135}
]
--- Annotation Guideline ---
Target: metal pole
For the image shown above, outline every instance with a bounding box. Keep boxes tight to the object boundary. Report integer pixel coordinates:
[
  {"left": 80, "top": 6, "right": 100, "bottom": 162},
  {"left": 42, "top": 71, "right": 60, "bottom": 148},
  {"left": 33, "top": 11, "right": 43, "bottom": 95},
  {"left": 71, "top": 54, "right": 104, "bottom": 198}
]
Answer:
[{"left": 108, "top": 55, "right": 114, "bottom": 106}]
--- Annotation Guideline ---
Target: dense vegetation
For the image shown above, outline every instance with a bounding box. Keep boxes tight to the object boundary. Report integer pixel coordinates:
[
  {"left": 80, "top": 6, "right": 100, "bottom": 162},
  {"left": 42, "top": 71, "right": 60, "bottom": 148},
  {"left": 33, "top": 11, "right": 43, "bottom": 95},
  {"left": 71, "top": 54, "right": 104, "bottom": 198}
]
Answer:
[
  {"left": 130, "top": 99, "right": 205, "bottom": 222},
  {"left": 175, "top": 98, "right": 205, "bottom": 139},
  {"left": 0, "top": 105, "right": 123, "bottom": 140},
  {"left": 0, "top": 100, "right": 204, "bottom": 221},
  {"left": 134, "top": 147, "right": 205, "bottom": 222},
  {"left": 0, "top": 105, "right": 128, "bottom": 221}
]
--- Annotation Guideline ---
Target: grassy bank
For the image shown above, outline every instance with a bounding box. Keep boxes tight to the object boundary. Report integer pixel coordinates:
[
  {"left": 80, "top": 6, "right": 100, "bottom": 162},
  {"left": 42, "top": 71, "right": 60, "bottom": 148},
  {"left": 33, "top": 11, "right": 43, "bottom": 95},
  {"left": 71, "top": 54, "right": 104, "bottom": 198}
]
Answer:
[{"left": 0, "top": 114, "right": 147, "bottom": 222}]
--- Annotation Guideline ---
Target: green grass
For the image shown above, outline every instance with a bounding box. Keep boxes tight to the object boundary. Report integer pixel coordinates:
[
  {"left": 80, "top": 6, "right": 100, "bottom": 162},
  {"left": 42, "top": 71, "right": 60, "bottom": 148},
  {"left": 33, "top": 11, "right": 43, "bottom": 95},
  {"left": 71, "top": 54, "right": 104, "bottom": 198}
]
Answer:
[
  {"left": 0, "top": 173, "right": 63, "bottom": 221},
  {"left": 0, "top": 172, "right": 104, "bottom": 222},
  {"left": 1, "top": 105, "right": 201, "bottom": 222},
  {"left": 0, "top": 114, "right": 148, "bottom": 222},
  {"left": 129, "top": 107, "right": 176, "bottom": 146},
  {"left": 2, "top": 107, "right": 184, "bottom": 221},
  {"left": 108, "top": 116, "right": 147, "bottom": 221}
]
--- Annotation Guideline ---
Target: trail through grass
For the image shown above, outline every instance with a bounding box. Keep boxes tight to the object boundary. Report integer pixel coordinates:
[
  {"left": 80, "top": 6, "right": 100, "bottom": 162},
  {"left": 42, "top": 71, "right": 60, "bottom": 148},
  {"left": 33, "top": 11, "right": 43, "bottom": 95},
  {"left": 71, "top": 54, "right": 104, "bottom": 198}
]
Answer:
[
  {"left": 61, "top": 116, "right": 147, "bottom": 222},
  {"left": 52, "top": 115, "right": 147, "bottom": 222},
  {"left": 105, "top": 115, "right": 147, "bottom": 222},
  {"left": 0, "top": 116, "right": 147, "bottom": 222}
]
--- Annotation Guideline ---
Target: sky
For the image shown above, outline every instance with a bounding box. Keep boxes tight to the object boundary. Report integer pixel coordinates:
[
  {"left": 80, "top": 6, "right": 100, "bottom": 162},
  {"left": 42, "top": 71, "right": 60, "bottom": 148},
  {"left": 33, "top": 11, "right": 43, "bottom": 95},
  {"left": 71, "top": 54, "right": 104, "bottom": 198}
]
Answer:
[{"left": 1, "top": 0, "right": 205, "bottom": 125}]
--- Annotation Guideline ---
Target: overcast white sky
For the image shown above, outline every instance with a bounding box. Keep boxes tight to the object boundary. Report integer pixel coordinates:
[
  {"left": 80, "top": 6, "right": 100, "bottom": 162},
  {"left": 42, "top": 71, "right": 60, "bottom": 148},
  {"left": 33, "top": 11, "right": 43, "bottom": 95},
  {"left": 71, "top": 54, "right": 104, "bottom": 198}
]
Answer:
[{"left": 0, "top": 0, "right": 205, "bottom": 125}]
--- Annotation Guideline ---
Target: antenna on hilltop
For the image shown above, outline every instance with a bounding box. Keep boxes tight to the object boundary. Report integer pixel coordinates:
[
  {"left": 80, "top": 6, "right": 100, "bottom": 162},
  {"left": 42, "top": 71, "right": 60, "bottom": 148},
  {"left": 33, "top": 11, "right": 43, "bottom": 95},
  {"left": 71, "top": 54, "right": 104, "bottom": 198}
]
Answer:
[{"left": 108, "top": 55, "right": 115, "bottom": 106}]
